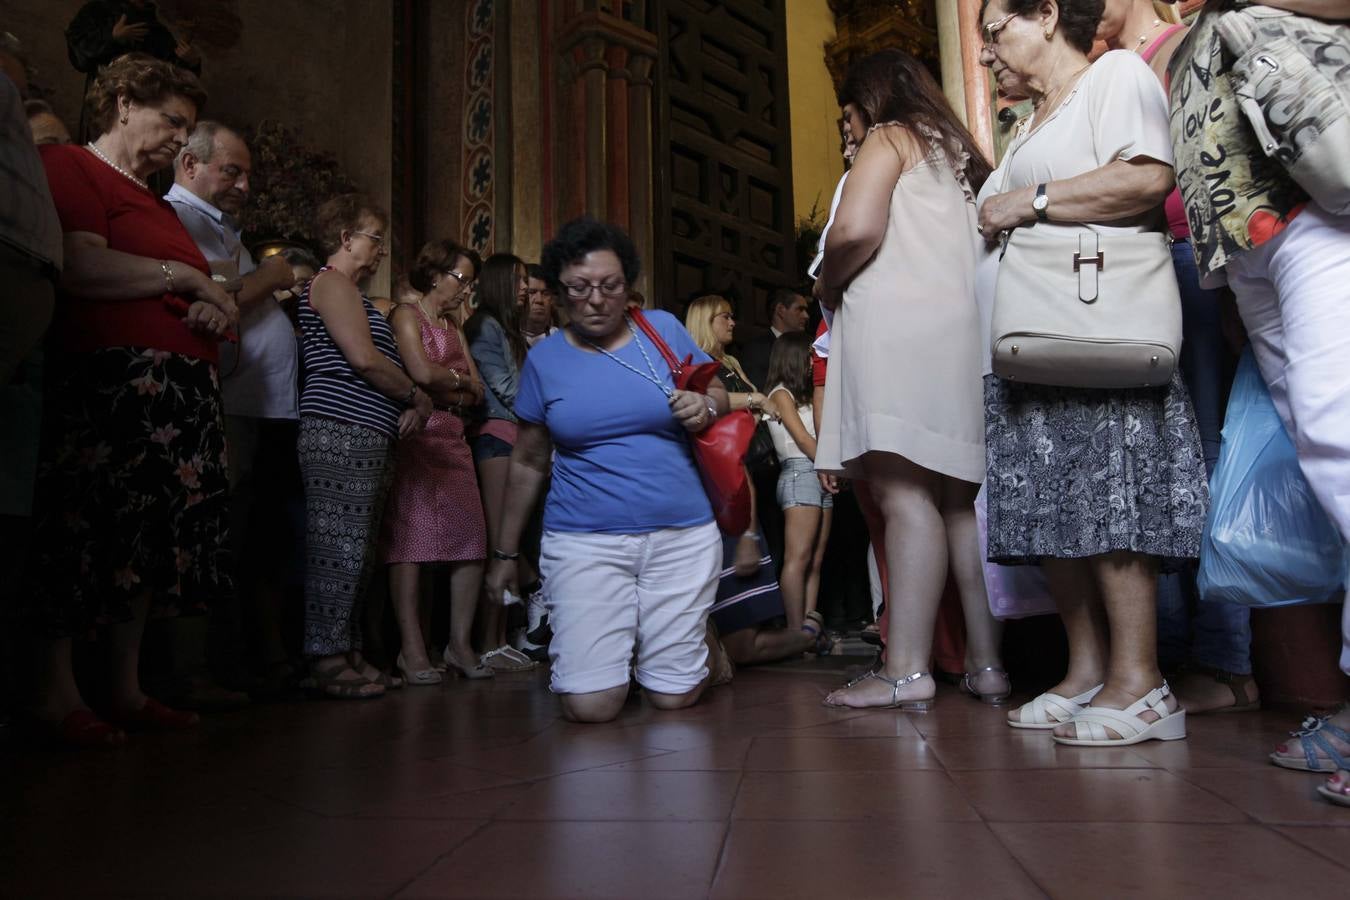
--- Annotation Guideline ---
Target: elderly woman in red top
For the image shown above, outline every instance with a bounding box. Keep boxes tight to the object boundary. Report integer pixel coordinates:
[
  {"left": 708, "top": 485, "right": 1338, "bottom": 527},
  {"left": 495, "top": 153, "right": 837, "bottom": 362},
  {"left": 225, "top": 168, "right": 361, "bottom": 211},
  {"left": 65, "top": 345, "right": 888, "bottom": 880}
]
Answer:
[{"left": 23, "top": 54, "right": 238, "bottom": 747}]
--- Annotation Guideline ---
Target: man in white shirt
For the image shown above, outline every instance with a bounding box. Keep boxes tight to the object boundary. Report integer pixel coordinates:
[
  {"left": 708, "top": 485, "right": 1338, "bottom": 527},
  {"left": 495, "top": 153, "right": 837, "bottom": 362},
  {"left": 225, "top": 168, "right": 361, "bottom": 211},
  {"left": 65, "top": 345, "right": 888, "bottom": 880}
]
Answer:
[{"left": 166, "top": 121, "right": 298, "bottom": 705}]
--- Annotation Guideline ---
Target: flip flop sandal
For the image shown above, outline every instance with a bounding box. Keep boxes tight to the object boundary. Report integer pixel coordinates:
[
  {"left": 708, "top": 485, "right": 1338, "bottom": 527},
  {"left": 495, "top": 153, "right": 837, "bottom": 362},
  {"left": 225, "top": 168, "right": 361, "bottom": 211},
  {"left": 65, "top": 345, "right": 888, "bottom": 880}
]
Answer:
[
  {"left": 859, "top": 624, "right": 883, "bottom": 646},
  {"left": 1052, "top": 683, "right": 1187, "bottom": 747},
  {"left": 1270, "top": 714, "right": 1350, "bottom": 772},
  {"left": 1316, "top": 771, "right": 1350, "bottom": 808},
  {"left": 823, "top": 670, "right": 934, "bottom": 711},
  {"left": 1007, "top": 684, "right": 1102, "bottom": 730}
]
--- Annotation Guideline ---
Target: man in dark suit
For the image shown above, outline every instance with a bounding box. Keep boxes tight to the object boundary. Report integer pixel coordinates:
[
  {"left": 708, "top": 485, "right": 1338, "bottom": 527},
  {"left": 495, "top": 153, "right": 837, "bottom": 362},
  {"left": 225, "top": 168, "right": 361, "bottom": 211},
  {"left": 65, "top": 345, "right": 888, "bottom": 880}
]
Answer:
[{"left": 740, "top": 287, "right": 810, "bottom": 390}]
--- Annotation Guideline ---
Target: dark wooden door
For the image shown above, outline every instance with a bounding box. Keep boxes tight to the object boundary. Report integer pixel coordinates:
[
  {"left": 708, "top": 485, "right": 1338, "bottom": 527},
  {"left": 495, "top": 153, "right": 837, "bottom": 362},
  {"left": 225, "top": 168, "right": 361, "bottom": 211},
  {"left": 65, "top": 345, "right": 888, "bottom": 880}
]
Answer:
[{"left": 653, "top": 0, "right": 798, "bottom": 327}]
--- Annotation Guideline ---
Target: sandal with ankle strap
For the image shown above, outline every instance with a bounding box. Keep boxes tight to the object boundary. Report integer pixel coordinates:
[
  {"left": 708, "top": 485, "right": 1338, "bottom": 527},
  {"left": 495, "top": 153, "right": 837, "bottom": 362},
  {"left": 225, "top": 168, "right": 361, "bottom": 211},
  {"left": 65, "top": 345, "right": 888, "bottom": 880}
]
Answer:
[
  {"left": 801, "top": 610, "right": 833, "bottom": 656},
  {"left": 1052, "top": 682, "right": 1187, "bottom": 747},
  {"left": 960, "top": 666, "right": 1012, "bottom": 706},
  {"left": 1270, "top": 713, "right": 1350, "bottom": 772},
  {"left": 823, "top": 670, "right": 934, "bottom": 711}
]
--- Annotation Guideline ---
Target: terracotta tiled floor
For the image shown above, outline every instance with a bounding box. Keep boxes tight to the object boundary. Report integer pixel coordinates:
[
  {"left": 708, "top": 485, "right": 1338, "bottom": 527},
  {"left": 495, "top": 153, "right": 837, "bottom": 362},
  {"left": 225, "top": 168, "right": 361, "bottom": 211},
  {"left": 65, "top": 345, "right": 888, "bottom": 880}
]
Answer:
[{"left": 3, "top": 662, "right": 1347, "bottom": 899}]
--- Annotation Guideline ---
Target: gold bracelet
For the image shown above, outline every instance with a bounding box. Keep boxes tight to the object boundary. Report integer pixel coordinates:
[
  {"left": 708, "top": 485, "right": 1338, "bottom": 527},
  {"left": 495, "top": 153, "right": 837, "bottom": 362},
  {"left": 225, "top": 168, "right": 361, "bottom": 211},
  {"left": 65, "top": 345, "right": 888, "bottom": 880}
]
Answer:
[{"left": 160, "top": 260, "right": 175, "bottom": 294}]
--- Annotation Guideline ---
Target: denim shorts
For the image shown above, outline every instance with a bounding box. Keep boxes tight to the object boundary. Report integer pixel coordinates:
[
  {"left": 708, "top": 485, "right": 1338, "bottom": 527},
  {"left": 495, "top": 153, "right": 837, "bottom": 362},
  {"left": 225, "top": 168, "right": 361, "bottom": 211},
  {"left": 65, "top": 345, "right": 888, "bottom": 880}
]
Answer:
[
  {"left": 471, "top": 433, "right": 514, "bottom": 463},
  {"left": 776, "top": 457, "right": 832, "bottom": 509}
]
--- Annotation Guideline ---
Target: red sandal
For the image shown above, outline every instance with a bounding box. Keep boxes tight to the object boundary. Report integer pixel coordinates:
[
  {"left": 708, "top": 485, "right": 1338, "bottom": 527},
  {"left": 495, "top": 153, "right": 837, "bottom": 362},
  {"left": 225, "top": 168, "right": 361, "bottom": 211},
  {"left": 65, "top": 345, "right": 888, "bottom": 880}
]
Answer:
[
  {"left": 109, "top": 697, "right": 200, "bottom": 731},
  {"left": 58, "top": 709, "right": 126, "bottom": 749}
]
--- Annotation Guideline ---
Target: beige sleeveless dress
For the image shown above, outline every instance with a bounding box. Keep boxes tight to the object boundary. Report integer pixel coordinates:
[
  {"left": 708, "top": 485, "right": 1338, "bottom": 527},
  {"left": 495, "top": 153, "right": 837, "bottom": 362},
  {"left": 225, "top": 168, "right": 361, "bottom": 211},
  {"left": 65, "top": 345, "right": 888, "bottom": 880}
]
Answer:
[{"left": 816, "top": 123, "right": 986, "bottom": 484}]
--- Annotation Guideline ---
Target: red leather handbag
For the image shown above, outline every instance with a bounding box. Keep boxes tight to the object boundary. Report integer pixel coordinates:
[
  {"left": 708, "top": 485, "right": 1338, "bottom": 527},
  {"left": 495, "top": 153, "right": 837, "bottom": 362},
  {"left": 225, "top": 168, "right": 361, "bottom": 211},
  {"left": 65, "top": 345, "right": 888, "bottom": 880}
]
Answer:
[{"left": 630, "top": 310, "right": 754, "bottom": 535}]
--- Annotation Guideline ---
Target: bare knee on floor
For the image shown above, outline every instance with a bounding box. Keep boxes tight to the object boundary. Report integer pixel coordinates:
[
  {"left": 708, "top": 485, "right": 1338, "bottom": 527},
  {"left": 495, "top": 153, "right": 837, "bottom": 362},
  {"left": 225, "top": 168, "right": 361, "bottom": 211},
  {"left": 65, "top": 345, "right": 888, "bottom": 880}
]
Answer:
[
  {"left": 560, "top": 685, "right": 629, "bottom": 723},
  {"left": 646, "top": 685, "right": 704, "bottom": 710}
]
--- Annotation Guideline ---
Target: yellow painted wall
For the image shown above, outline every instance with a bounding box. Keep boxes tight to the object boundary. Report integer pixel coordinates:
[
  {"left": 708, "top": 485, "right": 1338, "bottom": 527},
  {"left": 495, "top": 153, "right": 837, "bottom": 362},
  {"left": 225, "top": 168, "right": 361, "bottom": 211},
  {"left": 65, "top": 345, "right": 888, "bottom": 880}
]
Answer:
[{"left": 786, "top": 0, "right": 845, "bottom": 229}]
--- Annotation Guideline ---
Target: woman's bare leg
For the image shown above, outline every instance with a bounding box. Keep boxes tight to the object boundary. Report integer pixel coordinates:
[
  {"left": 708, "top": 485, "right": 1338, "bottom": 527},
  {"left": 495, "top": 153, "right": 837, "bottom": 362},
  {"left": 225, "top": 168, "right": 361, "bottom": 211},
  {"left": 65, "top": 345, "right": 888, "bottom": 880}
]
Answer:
[
  {"left": 803, "top": 508, "right": 833, "bottom": 621},
  {"left": 780, "top": 506, "right": 821, "bottom": 631},
  {"left": 939, "top": 477, "right": 1005, "bottom": 693},
  {"left": 824, "top": 453, "right": 945, "bottom": 707}
]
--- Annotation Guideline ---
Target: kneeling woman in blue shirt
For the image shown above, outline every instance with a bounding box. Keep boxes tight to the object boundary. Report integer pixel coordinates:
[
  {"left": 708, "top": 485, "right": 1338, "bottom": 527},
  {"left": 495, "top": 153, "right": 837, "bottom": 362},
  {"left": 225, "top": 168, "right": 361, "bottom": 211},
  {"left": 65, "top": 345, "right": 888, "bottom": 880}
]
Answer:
[{"left": 486, "top": 217, "right": 730, "bottom": 723}]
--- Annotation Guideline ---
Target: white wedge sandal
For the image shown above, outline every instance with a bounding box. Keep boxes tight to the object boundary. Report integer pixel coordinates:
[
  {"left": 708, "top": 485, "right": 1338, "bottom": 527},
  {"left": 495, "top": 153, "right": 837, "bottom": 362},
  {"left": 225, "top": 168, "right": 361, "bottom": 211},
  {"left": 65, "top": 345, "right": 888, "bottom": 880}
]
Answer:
[
  {"left": 1052, "top": 683, "right": 1187, "bottom": 747},
  {"left": 1007, "top": 684, "right": 1102, "bottom": 730}
]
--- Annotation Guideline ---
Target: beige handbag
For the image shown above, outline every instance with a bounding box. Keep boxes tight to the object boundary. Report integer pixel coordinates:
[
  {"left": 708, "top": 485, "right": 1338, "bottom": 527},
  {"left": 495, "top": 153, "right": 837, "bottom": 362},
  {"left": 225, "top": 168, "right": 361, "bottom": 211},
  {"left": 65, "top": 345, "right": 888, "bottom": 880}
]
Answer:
[{"left": 991, "top": 224, "right": 1182, "bottom": 390}]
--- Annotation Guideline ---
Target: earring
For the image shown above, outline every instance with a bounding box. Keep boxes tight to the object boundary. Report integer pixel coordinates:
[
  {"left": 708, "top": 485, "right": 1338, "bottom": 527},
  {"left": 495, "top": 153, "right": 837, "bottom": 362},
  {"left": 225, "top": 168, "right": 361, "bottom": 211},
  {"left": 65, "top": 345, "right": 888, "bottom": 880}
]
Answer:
[
  {"left": 120, "top": 115, "right": 129, "bottom": 124},
  {"left": 1044, "top": 29, "right": 1053, "bottom": 40}
]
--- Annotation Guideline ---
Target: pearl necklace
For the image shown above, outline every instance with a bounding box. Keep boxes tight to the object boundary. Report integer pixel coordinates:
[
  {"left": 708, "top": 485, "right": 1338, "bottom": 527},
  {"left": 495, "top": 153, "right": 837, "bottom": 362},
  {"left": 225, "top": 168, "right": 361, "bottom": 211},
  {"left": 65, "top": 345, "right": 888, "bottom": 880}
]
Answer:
[
  {"left": 1134, "top": 18, "right": 1164, "bottom": 51},
  {"left": 85, "top": 142, "right": 149, "bottom": 191}
]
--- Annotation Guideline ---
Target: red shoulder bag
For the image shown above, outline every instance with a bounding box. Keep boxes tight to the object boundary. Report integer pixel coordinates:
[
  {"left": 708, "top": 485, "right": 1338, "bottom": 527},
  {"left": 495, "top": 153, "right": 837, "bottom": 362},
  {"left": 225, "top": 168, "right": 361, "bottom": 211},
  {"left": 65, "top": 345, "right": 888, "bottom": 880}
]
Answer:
[{"left": 629, "top": 310, "right": 754, "bottom": 535}]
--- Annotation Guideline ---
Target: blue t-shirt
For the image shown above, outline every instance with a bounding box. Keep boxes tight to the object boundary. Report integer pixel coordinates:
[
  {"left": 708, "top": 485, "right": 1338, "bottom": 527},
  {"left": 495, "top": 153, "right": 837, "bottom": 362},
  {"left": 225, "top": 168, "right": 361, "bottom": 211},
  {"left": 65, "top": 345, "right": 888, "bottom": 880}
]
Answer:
[{"left": 515, "top": 310, "right": 715, "bottom": 534}]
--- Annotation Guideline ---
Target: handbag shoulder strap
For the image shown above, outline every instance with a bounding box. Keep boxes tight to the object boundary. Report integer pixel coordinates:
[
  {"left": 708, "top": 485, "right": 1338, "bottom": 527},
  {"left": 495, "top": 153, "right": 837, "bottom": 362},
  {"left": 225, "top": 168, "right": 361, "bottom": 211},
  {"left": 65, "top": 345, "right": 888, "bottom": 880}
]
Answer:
[{"left": 628, "top": 309, "right": 682, "bottom": 375}]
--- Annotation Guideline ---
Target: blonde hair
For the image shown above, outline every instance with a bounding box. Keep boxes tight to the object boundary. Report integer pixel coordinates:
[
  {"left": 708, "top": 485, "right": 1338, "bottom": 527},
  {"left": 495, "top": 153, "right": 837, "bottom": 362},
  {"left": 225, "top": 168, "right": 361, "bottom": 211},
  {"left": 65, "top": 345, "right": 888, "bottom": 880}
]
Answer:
[
  {"left": 684, "top": 294, "right": 729, "bottom": 358},
  {"left": 1154, "top": 1, "right": 1182, "bottom": 24},
  {"left": 684, "top": 294, "right": 754, "bottom": 387}
]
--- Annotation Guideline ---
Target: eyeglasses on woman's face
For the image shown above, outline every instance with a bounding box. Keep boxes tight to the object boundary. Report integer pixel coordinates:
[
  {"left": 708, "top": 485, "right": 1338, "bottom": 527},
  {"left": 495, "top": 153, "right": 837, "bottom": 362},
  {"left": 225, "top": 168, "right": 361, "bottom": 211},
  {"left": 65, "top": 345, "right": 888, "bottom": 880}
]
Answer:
[
  {"left": 713, "top": 311, "right": 734, "bottom": 322},
  {"left": 982, "top": 11, "right": 1018, "bottom": 47},
  {"left": 562, "top": 278, "right": 628, "bottom": 301}
]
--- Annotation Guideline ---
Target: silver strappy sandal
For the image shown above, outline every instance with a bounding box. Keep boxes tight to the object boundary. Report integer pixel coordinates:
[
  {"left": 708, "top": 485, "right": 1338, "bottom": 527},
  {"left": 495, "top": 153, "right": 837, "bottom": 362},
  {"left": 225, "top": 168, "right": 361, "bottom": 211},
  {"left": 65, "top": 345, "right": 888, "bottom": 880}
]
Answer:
[{"left": 824, "top": 670, "right": 934, "bottom": 711}]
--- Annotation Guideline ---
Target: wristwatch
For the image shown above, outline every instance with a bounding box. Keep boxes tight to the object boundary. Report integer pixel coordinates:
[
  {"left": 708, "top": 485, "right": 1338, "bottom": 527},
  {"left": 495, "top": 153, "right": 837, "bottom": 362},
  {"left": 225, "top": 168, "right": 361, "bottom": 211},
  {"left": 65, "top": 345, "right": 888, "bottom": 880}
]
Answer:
[
  {"left": 1032, "top": 183, "right": 1050, "bottom": 222},
  {"left": 404, "top": 384, "right": 419, "bottom": 407}
]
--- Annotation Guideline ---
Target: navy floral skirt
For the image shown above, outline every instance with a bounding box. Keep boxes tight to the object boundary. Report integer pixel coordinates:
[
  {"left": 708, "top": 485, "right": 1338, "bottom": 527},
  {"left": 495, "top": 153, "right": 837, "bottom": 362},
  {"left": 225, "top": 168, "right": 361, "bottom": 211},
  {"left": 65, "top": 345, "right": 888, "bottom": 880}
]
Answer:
[
  {"left": 983, "top": 372, "right": 1209, "bottom": 566},
  {"left": 21, "top": 347, "right": 232, "bottom": 637}
]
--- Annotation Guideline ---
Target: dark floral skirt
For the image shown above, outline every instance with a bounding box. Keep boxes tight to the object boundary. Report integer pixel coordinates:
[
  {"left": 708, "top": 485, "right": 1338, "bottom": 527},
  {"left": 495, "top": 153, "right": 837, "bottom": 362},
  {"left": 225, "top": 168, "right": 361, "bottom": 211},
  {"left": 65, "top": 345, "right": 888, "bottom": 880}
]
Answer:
[
  {"left": 20, "top": 347, "right": 232, "bottom": 637},
  {"left": 983, "top": 372, "right": 1209, "bottom": 566}
]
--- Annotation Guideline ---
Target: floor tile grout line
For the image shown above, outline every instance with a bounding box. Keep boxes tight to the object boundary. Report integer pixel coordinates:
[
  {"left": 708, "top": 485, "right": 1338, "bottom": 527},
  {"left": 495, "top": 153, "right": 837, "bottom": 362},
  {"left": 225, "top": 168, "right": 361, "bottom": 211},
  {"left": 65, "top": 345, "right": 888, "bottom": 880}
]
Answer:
[
  {"left": 382, "top": 818, "right": 494, "bottom": 900},
  {"left": 1263, "top": 822, "right": 1350, "bottom": 872},
  {"left": 978, "top": 820, "right": 1057, "bottom": 900},
  {"left": 706, "top": 760, "right": 749, "bottom": 896}
]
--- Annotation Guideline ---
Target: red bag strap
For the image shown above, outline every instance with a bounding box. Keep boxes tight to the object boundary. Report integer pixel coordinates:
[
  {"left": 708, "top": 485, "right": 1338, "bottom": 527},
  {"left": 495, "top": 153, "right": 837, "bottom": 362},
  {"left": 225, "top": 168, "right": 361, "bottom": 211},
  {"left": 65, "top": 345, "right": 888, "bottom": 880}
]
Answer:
[{"left": 628, "top": 309, "right": 683, "bottom": 375}]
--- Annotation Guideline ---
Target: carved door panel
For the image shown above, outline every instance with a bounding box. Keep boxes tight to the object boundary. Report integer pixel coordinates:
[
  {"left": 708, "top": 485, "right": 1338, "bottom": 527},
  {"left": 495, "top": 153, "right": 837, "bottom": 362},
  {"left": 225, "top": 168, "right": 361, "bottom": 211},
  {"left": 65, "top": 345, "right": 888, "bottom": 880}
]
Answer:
[{"left": 653, "top": 0, "right": 797, "bottom": 326}]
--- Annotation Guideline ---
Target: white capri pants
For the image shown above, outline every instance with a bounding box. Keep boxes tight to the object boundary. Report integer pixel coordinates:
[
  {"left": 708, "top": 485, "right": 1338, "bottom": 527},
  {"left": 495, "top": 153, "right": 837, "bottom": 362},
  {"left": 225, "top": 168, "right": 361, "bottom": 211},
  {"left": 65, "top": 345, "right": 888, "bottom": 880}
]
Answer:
[
  {"left": 1224, "top": 203, "right": 1350, "bottom": 674},
  {"left": 540, "top": 520, "right": 722, "bottom": 695}
]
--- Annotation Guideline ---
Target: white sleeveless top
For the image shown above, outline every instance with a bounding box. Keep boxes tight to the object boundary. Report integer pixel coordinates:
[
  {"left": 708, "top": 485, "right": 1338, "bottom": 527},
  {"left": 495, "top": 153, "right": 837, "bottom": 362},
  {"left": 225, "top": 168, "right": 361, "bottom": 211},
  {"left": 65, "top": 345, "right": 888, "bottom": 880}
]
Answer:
[{"left": 766, "top": 384, "right": 815, "bottom": 462}]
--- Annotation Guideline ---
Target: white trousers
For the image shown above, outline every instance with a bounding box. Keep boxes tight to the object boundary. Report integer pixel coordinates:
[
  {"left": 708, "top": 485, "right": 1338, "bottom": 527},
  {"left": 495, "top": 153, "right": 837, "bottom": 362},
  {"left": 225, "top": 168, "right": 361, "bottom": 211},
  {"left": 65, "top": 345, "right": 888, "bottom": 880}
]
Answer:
[
  {"left": 539, "top": 521, "right": 721, "bottom": 695},
  {"left": 1225, "top": 203, "right": 1350, "bottom": 673}
]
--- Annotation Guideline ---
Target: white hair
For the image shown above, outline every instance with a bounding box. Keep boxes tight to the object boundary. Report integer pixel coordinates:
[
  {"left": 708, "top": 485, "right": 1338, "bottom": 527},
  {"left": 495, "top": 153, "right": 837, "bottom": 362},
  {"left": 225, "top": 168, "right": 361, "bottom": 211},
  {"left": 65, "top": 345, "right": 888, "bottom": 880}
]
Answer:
[{"left": 176, "top": 120, "right": 240, "bottom": 169}]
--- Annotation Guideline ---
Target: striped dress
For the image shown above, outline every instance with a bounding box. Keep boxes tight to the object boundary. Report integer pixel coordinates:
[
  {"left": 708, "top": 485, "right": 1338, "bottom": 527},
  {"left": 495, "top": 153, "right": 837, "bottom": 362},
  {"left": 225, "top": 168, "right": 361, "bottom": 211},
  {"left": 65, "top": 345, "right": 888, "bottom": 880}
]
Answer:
[{"left": 298, "top": 266, "right": 402, "bottom": 438}]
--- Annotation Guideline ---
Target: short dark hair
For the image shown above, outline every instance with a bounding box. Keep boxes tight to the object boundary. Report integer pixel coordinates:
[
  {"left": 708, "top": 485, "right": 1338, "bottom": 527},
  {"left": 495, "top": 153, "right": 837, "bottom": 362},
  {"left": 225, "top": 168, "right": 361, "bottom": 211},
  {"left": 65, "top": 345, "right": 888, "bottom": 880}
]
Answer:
[
  {"left": 278, "top": 245, "right": 321, "bottom": 271},
  {"left": 85, "top": 52, "right": 208, "bottom": 137},
  {"left": 408, "top": 238, "right": 479, "bottom": 294},
  {"left": 315, "top": 193, "right": 387, "bottom": 257},
  {"left": 526, "top": 263, "right": 549, "bottom": 283},
  {"left": 978, "top": 0, "right": 1105, "bottom": 55},
  {"left": 767, "top": 286, "right": 806, "bottom": 319},
  {"left": 23, "top": 98, "right": 53, "bottom": 118},
  {"left": 539, "top": 217, "right": 640, "bottom": 295}
]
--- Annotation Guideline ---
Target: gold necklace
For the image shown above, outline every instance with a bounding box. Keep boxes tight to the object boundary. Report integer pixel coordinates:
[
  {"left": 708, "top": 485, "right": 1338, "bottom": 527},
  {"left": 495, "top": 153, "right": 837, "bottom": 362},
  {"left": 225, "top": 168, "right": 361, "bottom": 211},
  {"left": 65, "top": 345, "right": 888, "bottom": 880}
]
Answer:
[
  {"left": 1032, "top": 62, "right": 1091, "bottom": 115},
  {"left": 86, "top": 141, "right": 149, "bottom": 191}
]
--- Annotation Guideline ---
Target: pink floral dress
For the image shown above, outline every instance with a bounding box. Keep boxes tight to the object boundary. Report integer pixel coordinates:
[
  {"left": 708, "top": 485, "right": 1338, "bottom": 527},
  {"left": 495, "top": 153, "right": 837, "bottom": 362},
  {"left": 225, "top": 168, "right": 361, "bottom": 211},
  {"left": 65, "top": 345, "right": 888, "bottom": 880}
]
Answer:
[{"left": 380, "top": 306, "right": 487, "bottom": 563}]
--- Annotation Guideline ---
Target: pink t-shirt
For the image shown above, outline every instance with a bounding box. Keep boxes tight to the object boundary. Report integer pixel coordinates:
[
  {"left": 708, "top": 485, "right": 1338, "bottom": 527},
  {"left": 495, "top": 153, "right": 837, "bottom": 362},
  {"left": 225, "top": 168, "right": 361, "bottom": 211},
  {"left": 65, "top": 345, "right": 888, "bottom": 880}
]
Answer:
[{"left": 1142, "top": 25, "right": 1191, "bottom": 240}]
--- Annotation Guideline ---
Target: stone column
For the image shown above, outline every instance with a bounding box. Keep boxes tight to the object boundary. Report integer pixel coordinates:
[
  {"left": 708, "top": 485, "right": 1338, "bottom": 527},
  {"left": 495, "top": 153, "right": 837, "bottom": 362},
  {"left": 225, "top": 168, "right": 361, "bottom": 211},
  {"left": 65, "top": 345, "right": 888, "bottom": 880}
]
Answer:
[
  {"left": 956, "top": 0, "right": 994, "bottom": 162},
  {"left": 552, "top": 5, "right": 658, "bottom": 295},
  {"left": 936, "top": 0, "right": 967, "bottom": 127}
]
